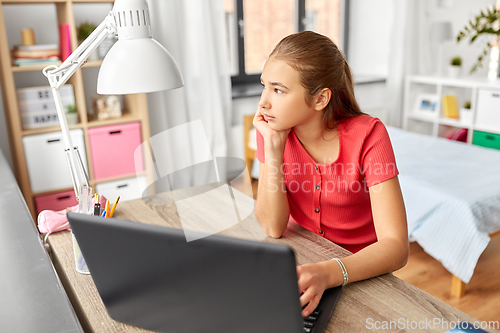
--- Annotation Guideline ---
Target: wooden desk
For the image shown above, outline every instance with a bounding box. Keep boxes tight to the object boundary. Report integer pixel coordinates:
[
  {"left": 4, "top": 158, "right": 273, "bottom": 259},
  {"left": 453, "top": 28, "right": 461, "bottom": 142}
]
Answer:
[{"left": 48, "top": 188, "right": 488, "bottom": 333}]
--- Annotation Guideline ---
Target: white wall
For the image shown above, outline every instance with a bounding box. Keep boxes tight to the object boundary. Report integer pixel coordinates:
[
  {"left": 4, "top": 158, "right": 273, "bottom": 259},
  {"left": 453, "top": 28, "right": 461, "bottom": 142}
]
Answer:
[
  {"left": 348, "top": 0, "right": 497, "bottom": 79},
  {"left": 348, "top": 0, "right": 394, "bottom": 78},
  {"left": 346, "top": 0, "right": 497, "bottom": 126}
]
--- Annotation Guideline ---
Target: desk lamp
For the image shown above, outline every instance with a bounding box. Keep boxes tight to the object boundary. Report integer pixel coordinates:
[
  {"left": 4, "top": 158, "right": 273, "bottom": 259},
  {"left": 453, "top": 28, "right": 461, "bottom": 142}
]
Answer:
[{"left": 43, "top": 0, "right": 184, "bottom": 202}]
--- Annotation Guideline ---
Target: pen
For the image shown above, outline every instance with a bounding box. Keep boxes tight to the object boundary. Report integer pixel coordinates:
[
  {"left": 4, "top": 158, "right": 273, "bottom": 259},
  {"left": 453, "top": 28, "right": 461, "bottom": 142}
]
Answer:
[
  {"left": 105, "top": 200, "right": 110, "bottom": 217},
  {"left": 101, "top": 210, "right": 107, "bottom": 218},
  {"left": 94, "top": 193, "right": 100, "bottom": 216},
  {"left": 109, "top": 196, "right": 120, "bottom": 218},
  {"left": 94, "top": 202, "right": 101, "bottom": 216}
]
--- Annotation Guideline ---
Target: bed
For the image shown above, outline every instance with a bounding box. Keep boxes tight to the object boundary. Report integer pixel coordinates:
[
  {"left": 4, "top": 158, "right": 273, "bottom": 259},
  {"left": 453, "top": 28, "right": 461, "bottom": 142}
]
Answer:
[
  {"left": 246, "top": 122, "right": 500, "bottom": 297},
  {"left": 387, "top": 126, "right": 500, "bottom": 297}
]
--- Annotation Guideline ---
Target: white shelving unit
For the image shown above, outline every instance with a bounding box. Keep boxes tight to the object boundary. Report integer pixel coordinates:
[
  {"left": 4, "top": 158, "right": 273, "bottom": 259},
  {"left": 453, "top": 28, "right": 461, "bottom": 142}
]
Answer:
[{"left": 403, "top": 75, "right": 500, "bottom": 144}]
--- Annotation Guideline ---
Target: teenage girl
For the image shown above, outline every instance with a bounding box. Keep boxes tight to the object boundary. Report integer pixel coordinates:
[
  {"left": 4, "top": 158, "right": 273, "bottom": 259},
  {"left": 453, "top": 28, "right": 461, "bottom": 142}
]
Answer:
[{"left": 253, "top": 31, "right": 408, "bottom": 317}]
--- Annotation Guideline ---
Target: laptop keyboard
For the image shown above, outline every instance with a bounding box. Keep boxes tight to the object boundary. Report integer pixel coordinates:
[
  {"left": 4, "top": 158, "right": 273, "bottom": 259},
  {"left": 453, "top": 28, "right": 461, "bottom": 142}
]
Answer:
[
  {"left": 300, "top": 286, "right": 343, "bottom": 333},
  {"left": 303, "top": 308, "right": 322, "bottom": 332}
]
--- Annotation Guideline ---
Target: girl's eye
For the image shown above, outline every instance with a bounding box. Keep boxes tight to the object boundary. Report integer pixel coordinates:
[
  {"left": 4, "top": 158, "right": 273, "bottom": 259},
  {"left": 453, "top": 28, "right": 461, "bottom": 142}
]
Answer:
[
  {"left": 260, "top": 83, "right": 265, "bottom": 89},
  {"left": 275, "top": 89, "right": 283, "bottom": 94}
]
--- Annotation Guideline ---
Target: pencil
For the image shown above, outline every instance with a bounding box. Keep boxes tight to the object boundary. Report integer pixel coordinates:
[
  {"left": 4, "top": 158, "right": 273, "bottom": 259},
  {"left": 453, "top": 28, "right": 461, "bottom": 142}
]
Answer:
[
  {"left": 109, "top": 196, "right": 120, "bottom": 218},
  {"left": 105, "top": 200, "right": 110, "bottom": 217}
]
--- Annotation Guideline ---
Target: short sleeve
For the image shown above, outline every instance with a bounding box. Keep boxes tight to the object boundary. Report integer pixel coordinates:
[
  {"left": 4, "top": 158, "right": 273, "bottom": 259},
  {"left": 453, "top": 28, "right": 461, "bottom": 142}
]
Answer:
[
  {"left": 255, "top": 129, "right": 265, "bottom": 163},
  {"left": 361, "top": 120, "right": 399, "bottom": 187}
]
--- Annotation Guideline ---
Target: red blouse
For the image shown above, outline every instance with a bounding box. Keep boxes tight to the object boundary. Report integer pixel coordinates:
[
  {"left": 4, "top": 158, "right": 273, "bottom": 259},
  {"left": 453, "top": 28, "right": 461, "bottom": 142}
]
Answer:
[{"left": 255, "top": 115, "right": 399, "bottom": 253}]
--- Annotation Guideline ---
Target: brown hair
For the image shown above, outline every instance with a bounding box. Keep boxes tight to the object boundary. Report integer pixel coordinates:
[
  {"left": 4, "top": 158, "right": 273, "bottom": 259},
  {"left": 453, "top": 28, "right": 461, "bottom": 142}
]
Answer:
[{"left": 269, "top": 31, "right": 364, "bottom": 131}]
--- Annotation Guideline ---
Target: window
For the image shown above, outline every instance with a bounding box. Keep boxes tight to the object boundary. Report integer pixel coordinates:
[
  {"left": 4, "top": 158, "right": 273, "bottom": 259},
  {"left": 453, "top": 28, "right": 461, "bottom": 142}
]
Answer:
[{"left": 224, "top": 0, "right": 348, "bottom": 85}]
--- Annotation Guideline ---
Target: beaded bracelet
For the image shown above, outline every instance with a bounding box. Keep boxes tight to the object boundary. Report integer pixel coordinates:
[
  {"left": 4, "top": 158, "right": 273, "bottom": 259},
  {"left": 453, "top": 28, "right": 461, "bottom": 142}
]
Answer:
[{"left": 332, "top": 258, "right": 349, "bottom": 287}]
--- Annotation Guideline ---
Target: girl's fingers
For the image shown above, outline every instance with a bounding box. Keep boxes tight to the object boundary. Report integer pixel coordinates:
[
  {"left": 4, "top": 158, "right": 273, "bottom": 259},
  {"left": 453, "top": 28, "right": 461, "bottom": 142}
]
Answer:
[
  {"left": 299, "top": 287, "right": 315, "bottom": 307},
  {"left": 301, "top": 294, "right": 321, "bottom": 317}
]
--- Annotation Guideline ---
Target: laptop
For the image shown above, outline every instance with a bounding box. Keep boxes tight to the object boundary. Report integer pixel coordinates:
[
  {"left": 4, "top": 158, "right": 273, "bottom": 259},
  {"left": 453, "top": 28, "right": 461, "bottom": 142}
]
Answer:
[{"left": 67, "top": 212, "right": 342, "bottom": 333}]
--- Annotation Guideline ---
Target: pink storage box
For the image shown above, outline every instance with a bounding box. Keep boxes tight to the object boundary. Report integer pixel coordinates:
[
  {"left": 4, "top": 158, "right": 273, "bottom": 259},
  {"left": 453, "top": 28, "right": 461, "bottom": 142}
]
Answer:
[
  {"left": 88, "top": 122, "right": 144, "bottom": 180},
  {"left": 34, "top": 189, "right": 77, "bottom": 215}
]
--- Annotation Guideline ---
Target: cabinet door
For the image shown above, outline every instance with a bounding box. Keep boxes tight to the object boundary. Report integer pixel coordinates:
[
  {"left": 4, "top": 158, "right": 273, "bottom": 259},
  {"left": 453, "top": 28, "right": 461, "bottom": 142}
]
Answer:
[
  {"left": 475, "top": 89, "right": 500, "bottom": 131},
  {"left": 23, "top": 129, "right": 88, "bottom": 193}
]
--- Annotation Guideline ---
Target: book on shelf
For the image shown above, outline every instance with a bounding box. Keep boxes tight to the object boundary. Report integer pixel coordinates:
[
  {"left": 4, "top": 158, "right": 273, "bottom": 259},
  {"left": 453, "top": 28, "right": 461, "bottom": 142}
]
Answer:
[
  {"left": 442, "top": 95, "right": 459, "bottom": 119},
  {"left": 15, "top": 44, "right": 58, "bottom": 51},
  {"left": 14, "top": 58, "right": 61, "bottom": 67},
  {"left": 12, "top": 48, "right": 59, "bottom": 58},
  {"left": 11, "top": 43, "right": 60, "bottom": 67},
  {"left": 59, "top": 23, "right": 71, "bottom": 61}
]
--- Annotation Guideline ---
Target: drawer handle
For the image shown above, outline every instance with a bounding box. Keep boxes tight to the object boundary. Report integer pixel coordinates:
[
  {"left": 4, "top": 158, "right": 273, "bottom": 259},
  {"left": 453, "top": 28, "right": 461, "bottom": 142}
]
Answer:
[
  {"left": 486, "top": 135, "right": 496, "bottom": 140},
  {"left": 493, "top": 93, "right": 500, "bottom": 98},
  {"left": 117, "top": 184, "right": 128, "bottom": 188},
  {"left": 47, "top": 139, "right": 60, "bottom": 143},
  {"left": 57, "top": 195, "right": 71, "bottom": 200},
  {"left": 109, "top": 130, "right": 122, "bottom": 135}
]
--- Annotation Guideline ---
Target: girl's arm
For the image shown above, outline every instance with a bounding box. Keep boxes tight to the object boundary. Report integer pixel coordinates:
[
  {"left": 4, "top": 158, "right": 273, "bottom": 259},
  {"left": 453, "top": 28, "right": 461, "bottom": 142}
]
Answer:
[
  {"left": 253, "top": 109, "right": 291, "bottom": 238},
  {"left": 297, "top": 176, "right": 409, "bottom": 317}
]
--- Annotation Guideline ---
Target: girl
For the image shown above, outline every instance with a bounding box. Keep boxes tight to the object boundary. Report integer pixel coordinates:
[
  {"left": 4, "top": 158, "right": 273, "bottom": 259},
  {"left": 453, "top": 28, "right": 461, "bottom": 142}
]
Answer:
[{"left": 253, "top": 31, "right": 408, "bottom": 317}]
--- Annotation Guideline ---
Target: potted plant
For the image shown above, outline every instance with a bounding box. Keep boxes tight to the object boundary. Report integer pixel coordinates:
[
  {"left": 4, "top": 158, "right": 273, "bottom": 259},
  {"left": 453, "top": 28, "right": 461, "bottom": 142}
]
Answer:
[
  {"left": 448, "top": 56, "right": 462, "bottom": 78},
  {"left": 459, "top": 100, "right": 473, "bottom": 125},
  {"left": 65, "top": 104, "right": 79, "bottom": 125},
  {"left": 457, "top": 6, "right": 500, "bottom": 74},
  {"left": 76, "top": 21, "right": 99, "bottom": 61}
]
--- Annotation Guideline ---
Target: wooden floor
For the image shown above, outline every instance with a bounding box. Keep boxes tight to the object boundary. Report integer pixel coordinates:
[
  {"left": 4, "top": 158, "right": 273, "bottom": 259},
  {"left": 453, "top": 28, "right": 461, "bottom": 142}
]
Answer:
[
  {"left": 393, "top": 238, "right": 500, "bottom": 323},
  {"left": 247, "top": 179, "right": 500, "bottom": 323}
]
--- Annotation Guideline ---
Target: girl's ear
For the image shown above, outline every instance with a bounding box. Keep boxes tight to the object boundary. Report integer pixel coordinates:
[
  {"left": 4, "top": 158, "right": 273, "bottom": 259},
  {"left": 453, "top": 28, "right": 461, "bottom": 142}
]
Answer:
[{"left": 314, "top": 88, "right": 331, "bottom": 111}]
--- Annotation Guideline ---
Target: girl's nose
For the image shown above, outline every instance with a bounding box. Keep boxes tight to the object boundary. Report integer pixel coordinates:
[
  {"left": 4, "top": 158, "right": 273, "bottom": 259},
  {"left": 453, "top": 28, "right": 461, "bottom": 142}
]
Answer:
[{"left": 258, "top": 90, "right": 270, "bottom": 110}]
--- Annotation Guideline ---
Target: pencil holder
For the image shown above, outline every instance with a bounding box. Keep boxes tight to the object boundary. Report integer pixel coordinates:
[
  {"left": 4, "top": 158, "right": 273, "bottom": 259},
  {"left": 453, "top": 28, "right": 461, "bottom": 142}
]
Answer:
[
  {"left": 72, "top": 233, "right": 89, "bottom": 274},
  {"left": 72, "top": 185, "right": 93, "bottom": 274}
]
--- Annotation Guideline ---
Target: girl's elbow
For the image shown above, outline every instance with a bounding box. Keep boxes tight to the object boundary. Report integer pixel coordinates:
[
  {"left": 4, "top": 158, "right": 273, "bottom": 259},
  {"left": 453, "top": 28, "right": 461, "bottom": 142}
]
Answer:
[
  {"left": 255, "top": 213, "right": 286, "bottom": 238},
  {"left": 265, "top": 227, "right": 285, "bottom": 239},
  {"left": 259, "top": 220, "right": 286, "bottom": 239},
  {"left": 397, "top": 241, "right": 410, "bottom": 270}
]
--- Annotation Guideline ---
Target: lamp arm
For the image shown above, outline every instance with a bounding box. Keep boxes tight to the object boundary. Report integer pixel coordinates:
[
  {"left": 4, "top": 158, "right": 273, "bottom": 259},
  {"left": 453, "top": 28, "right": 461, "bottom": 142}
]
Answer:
[
  {"left": 41, "top": 12, "right": 116, "bottom": 201},
  {"left": 43, "top": 13, "right": 116, "bottom": 89}
]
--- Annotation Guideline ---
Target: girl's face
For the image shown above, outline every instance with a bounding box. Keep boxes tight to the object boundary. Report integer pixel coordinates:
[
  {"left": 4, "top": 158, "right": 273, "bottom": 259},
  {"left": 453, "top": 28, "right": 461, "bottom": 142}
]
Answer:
[{"left": 258, "top": 58, "right": 317, "bottom": 131}]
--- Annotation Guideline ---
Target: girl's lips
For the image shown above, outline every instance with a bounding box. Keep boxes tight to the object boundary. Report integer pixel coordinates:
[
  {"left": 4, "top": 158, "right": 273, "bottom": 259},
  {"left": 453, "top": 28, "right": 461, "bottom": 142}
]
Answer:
[{"left": 263, "top": 114, "right": 275, "bottom": 121}]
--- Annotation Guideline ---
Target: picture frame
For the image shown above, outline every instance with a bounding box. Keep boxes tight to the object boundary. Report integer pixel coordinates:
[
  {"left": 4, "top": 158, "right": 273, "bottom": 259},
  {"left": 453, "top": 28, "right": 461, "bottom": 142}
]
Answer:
[{"left": 413, "top": 93, "right": 439, "bottom": 117}]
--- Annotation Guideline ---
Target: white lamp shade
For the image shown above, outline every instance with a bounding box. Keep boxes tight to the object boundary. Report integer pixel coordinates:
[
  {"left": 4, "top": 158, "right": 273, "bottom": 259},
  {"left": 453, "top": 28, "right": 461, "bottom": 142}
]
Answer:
[{"left": 97, "top": 38, "right": 184, "bottom": 95}]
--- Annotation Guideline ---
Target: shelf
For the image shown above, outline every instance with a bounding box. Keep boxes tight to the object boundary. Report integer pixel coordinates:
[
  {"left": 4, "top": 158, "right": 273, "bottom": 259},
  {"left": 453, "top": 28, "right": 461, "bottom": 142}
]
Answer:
[
  {"left": 82, "top": 60, "right": 102, "bottom": 68},
  {"left": 406, "top": 113, "right": 438, "bottom": 123},
  {"left": 87, "top": 113, "right": 141, "bottom": 128},
  {"left": 72, "top": 0, "right": 113, "bottom": 3},
  {"left": 32, "top": 186, "right": 74, "bottom": 198},
  {"left": 91, "top": 171, "right": 146, "bottom": 187},
  {"left": 472, "top": 126, "right": 500, "bottom": 136},
  {"left": 11, "top": 63, "right": 61, "bottom": 72},
  {"left": 438, "top": 117, "right": 471, "bottom": 128},
  {"left": 22, "top": 123, "right": 84, "bottom": 136},
  {"left": 21, "top": 114, "right": 142, "bottom": 136},
  {"left": 1, "top": 0, "right": 112, "bottom": 3},
  {"left": 1, "top": 0, "right": 66, "bottom": 3},
  {"left": 10, "top": 60, "right": 100, "bottom": 73}
]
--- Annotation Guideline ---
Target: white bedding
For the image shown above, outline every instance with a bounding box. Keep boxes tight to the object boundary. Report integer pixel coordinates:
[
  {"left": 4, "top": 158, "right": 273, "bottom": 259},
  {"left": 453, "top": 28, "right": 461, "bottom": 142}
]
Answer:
[{"left": 387, "top": 126, "right": 500, "bottom": 283}]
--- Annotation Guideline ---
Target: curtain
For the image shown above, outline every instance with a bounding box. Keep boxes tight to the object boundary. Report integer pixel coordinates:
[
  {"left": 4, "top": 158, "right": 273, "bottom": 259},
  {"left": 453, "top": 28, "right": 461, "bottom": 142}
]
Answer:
[
  {"left": 145, "top": 0, "right": 232, "bottom": 192},
  {"left": 385, "top": 0, "right": 431, "bottom": 127}
]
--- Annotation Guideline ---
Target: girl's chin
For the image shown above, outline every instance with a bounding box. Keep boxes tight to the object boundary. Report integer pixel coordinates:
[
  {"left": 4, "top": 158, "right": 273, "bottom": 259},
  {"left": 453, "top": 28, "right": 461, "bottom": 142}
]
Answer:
[{"left": 268, "top": 122, "right": 285, "bottom": 131}]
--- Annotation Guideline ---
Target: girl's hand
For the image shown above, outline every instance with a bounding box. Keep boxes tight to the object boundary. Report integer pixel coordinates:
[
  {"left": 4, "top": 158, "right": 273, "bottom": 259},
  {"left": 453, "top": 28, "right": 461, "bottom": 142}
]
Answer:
[
  {"left": 253, "top": 107, "right": 290, "bottom": 153},
  {"left": 296, "top": 262, "right": 331, "bottom": 317}
]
